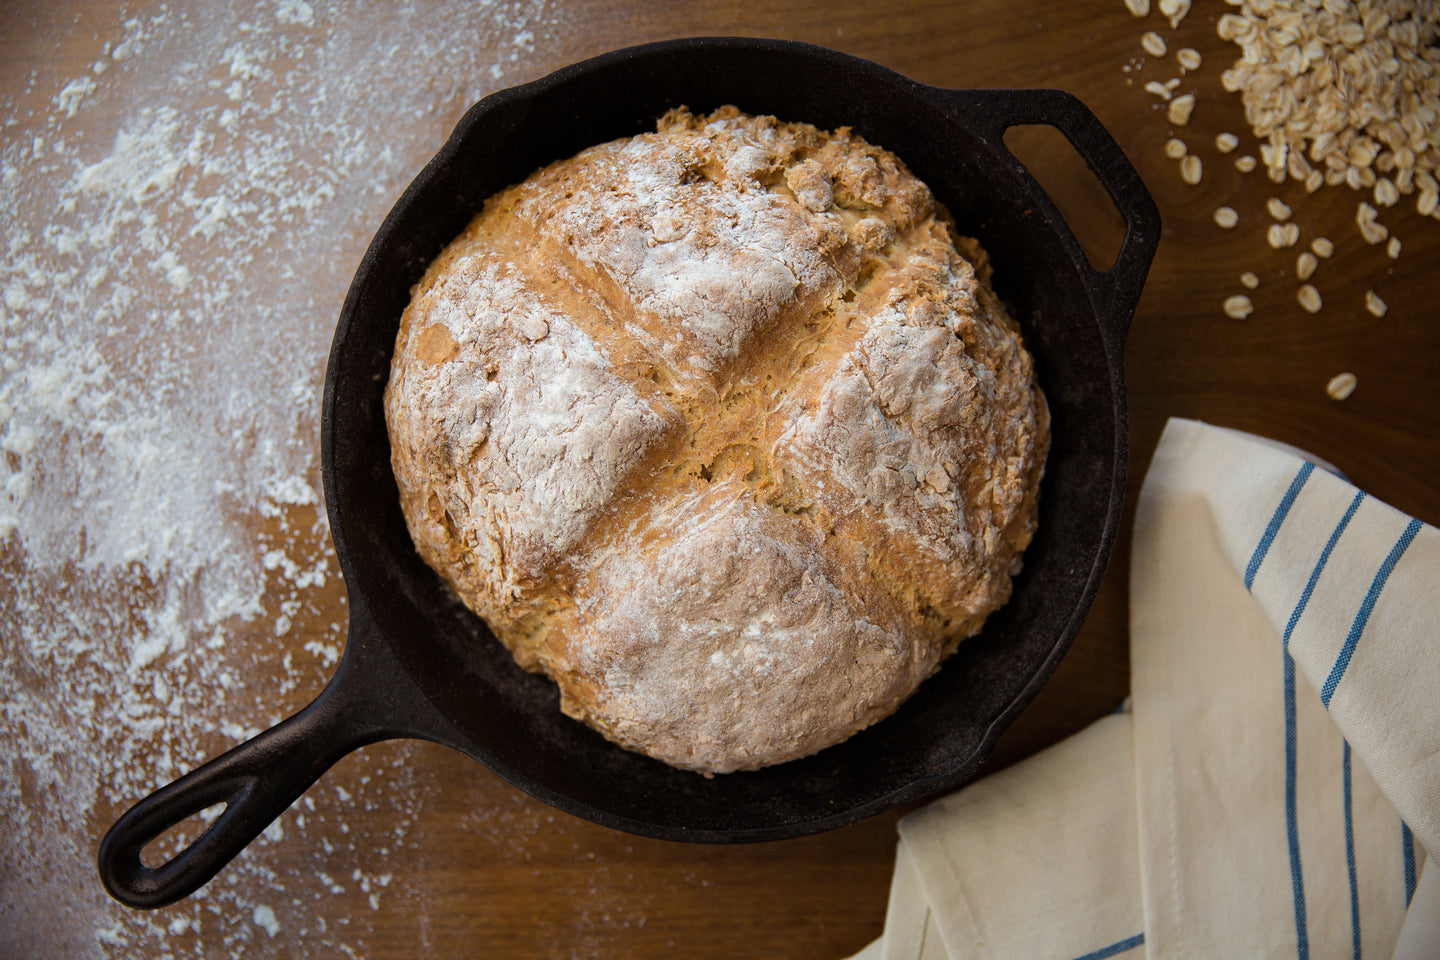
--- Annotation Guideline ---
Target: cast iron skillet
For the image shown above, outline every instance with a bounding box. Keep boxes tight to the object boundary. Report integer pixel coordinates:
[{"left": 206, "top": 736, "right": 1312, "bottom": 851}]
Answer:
[{"left": 99, "top": 36, "right": 1160, "bottom": 909}]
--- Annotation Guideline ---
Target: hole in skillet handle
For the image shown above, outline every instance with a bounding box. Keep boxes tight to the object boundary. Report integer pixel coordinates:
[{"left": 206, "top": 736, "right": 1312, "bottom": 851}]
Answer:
[
  {"left": 1002, "top": 125, "right": 1128, "bottom": 274},
  {"left": 138, "top": 801, "right": 228, "bottom": 870},
  {"left": 934, "top": 87, "right": 1161, "bottom": 365}
]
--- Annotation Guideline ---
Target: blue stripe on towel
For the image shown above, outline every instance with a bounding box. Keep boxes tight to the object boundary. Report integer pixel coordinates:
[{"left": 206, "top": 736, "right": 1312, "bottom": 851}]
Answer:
[
  {"left": 1284, "top": 492, "right": 1366, "bottom": 645},
  {"left": 1278, "top": 490, "right": 1365, "bottom": 960},
  {"left": 1246, "top": 461, "right": 1316, "bottom": 591},
  {"left": 1320, "top": 517, "right": 1423, "bottom": 707},
  {"left": 1403, "top": 823, "right": 1417, "bottom": 907},
  {"left": 1070, "top": 933, "right": 1145, "bottom": 960},
  {"left": 1284, "top": 649, "right": 1311, "bottom": 960},
  {"left": 1344, "top": 742, "right": 1361, "bottom": 960}
]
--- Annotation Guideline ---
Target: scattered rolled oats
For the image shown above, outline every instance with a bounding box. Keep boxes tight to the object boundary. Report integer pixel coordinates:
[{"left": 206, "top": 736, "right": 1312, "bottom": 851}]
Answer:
[
  {"left": 1145, "top": 80, "right": 1175, "bottom": 100},
  {"left": 1365, "top": 290, "right": 1388, "bottom": 318},
  {"left": 1356, "top": 201, "right": 1388, "bottom": 245},
  {"left": 1121, "top": 1, "right": 1436, "bottom": 336},
  {"left": 1214, "top": 1, "right": 1440, "bottom": 206},
  {"left": 1158, "top": 0, "right": 1190, "bottom": 29},
  {"left": 1267, "top": 222, "right": 1300, "bottom": 248},
  {"left": 1326, "top": 372, "right": 1357, "bottom": 402},
  {"left": 1259, "top": 143, "right": 1288, "bottom": 183},
  {"left": 1181, "top": 154, "right": 1203, "bottom": 185},
  {"left": 1348, "top": 139, "right": 1380, "bottom": 169},
  {"left": 1374, "top": 177, "right": 1400, "bottom": 208},
  {"left": 1224, "top": 294, "right": 1255, "bottom": 319},
  {"left": 1167, "top": 93, "right": 1196, "bottom": 126}
]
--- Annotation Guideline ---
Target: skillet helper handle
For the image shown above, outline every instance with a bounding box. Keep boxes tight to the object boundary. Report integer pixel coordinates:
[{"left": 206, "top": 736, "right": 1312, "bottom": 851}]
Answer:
[
  {"left": 97, "top": 596, "right": 441, "bottom": 909},
  {"left": 939, "top": 87, "right": 1161, "bottom": 361}
]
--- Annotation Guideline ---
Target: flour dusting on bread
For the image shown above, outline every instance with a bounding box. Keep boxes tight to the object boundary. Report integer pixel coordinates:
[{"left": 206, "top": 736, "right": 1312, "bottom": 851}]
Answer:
[{"left": 385, "top": 106, "right": 1049, "bottom": 774}]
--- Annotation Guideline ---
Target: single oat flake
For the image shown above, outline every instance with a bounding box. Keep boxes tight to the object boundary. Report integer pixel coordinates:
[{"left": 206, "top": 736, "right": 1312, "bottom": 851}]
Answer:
[
  {"left": 1296, "top": 252, "right": 1318, "bottom": 281},
  {"left": 1158, "top": 0, "right": 1190, "bottom": 29},
  {"left": 1327, "top": 373, "right": 1358, "bottom": 401},
  {"left": 1365, "top": 290, "right": 1388, "bottom": 318},
  {"left": 1223, "top": 294, "right": 1255, "bottom": 319},
  {"left": 1167, "top": 94, "right": 1197, "bottom": 126},
  {"left": 1181, "top": 154, "right": 1203, "bottom": 185},
  {"left": 1356, "top": 202, "right": 1389, "bottom": 245}
]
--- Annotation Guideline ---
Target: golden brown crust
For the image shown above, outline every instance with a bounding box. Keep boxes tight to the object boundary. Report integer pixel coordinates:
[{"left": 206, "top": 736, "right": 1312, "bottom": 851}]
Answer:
[{"left": 384, "top": 107, "right": 1049, "bottom": 774}]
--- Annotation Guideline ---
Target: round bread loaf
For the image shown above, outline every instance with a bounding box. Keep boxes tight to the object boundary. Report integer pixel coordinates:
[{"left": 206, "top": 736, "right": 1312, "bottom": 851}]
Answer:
[{"left": 384, "top": 106, "right": 1049, "bottom": 775}]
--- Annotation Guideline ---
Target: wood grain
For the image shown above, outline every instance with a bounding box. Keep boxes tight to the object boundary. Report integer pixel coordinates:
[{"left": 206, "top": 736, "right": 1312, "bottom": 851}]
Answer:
[{"left": 4, "top": 1, "right": 1436, "bottom": 958}]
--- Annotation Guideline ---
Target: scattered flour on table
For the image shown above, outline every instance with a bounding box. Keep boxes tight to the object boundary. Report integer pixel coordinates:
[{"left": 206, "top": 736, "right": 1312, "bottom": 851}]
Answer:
[{"left": 0, "top": 2, "right": 559, "bottom": 957}]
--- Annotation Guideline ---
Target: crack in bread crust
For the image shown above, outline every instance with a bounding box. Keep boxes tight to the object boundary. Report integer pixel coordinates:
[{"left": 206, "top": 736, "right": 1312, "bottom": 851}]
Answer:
[{"left": 384, "top": 106, "right": 1050, "bottom": 775}]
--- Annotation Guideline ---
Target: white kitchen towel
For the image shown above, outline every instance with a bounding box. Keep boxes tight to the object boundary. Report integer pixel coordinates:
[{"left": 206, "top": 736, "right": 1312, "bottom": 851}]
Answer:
[
  {"left": 1130, "top": 418, "right": 1428, "bottom": 958},
  {"left": 895, "top": 711, "right": 1146, "bottom": 960},
  {"left": 845, "top": 417, "right": 1437, "bottom": 960},
  {"left": 879, "top": 840, "right": 954, "bottom": 960},
  {"left": 1392, "top": 860, "right": 1440, "bottom": 960}
]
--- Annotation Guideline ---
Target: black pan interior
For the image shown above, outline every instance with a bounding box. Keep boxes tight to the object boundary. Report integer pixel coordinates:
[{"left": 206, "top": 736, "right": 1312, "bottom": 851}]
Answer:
[{"left": 323, "top": 37, "right": 1136, "bottom": 841}]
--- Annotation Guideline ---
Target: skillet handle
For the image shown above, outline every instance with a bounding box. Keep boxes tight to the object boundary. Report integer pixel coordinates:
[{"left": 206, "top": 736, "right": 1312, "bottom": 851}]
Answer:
[
  {"left": 936, "top": 87, "right": 1161, "bottom": 363},
  {"left": 97, "top": 595, "right": 452, "bottom": 909}
]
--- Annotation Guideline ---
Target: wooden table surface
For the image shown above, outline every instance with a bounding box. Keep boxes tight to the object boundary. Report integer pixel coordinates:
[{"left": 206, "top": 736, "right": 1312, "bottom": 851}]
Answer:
[{"left": 2, "top": 1, "right": 1436, "bottom": 958}]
